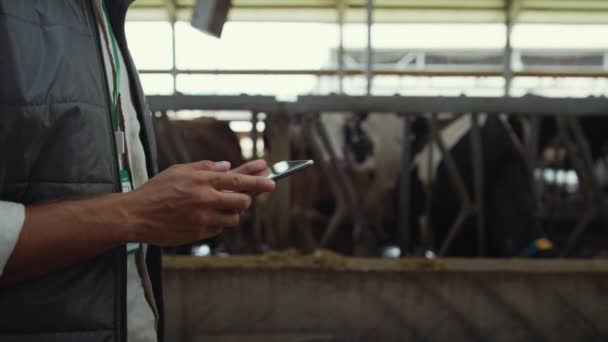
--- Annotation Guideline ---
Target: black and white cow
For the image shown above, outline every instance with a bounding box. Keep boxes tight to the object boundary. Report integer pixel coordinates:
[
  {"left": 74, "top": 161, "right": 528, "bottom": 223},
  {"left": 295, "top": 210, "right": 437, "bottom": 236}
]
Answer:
[
  {"left": 262, "top": 111, "right": 557, "bottom": 257},
  {"left": 416, "top": 114, "right": 554, "bottom": 257},
  {"left": 325, "top": 112, "right": 556, "bottom": 257}
]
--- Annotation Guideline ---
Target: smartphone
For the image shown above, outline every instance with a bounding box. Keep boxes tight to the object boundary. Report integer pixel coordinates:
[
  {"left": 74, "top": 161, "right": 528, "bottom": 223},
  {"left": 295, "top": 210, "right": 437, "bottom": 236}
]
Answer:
[{"left": 268, "top": 160, "right": 314, "bottom": 181}]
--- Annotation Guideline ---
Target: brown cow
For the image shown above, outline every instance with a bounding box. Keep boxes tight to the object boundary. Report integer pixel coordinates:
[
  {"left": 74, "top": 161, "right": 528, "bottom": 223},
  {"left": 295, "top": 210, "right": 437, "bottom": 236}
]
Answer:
[
  {"left": 155, "top": 116, "right": 244, "bottom": 172},
  {"left": 261, "top": 115, "right": 335, "bottom": 252}
]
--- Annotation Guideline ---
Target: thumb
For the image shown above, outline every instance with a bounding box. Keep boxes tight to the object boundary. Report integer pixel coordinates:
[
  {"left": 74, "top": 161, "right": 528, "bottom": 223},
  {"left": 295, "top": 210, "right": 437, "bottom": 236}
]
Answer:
[{"left": 191, "top": 160, "right": 231, "bottom": 172}]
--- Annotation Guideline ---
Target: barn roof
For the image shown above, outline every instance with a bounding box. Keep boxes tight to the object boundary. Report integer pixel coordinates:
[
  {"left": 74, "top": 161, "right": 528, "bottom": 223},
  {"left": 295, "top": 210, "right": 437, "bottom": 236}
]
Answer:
[{"left": 128, "top": 0, "right": 608, "bottom": 24}]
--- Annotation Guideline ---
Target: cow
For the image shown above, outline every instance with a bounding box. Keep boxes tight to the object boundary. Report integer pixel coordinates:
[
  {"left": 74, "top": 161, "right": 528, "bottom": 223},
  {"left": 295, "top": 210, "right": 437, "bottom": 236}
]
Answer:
[
  {"left": 260, "top": 115, "right": 335, "bottom": 252},
  {"left": 318, "top": 112, "right": 405, "bottom": 255},
  {"left": 155, "top": 116, "right": 244, "bottom": 172},
  {"left": 264, "top": 112, "right": 557, "bottom": 257},
  {"left": 415, "top": 114, "right": 554, "bottom": 257},
  {"left": 262, "top": 112, "right": 419, "bottom": 255}
]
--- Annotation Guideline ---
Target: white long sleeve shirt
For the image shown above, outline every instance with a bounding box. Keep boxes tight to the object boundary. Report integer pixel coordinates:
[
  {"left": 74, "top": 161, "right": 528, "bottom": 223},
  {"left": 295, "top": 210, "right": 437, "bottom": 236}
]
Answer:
[
  {"left": 0, "top": 202, "right": 24, "bottom": 276},
  {"left": 0, "top": 1, "right": 157, "bottom": 341}
]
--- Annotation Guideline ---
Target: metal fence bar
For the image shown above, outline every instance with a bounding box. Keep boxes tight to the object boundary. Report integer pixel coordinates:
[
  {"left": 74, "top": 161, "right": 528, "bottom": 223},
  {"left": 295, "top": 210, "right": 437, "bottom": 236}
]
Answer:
[
  {"left": 425, "top": 113, "right": 435, "bottom": 252},
  {"left": 140, "top": 69, "right": 608, "bottom": 78},
  {"left": 148, "top": 95, "right": 608, "bottom": 116},
  {"left": 470, "top": 112, "right": 486, "bottom": 256},
  {"left": 337, "top": 0, "right": 346, "bottom": 94},
  {"left": 249, "top": 111, "right": 261, "bottom": 251},
  {"left": 291, "top": 95, "right": 608, "bottom": 116},
  {"left": 433, "top": 113, "right": 475, "bottom": 257},
  {"left": 148, "top": 95, "right": 280, "bottom": 112},
  {"left": 398, "top": 114, "right": 413, "bottom": 256},
  {"left": 148, "top": 95, "right": 608, "bottom": 257},
  {"left": 365, "top": 0, "right": 374, "bottom": 96},
  {"left": 559, "top": 117, "right": 607, "bottom": 256},
  {"left": 504, "top": 0, "right": 514, "bottom": 97},
  {"left": 250, "top": 111, "right": 259, "bottom": 159}
]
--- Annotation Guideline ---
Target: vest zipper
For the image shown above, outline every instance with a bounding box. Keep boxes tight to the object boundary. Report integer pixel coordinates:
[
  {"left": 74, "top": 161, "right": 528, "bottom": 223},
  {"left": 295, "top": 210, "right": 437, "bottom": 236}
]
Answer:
[{"left": 85, "top": 2, "right": 128, "bottom": 342}]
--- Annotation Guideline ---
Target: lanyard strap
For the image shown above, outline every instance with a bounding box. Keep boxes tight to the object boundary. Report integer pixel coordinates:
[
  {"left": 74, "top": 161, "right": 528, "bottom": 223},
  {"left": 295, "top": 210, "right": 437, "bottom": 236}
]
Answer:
[
  {"left": 101, "top": 0, "right": 121, "bottom": 131},
  {"left": 101, "top": 2, "right": 138, "bottom": 254},
  {"left": 101, "top": 0, "right": 132, "bottom": 189}
]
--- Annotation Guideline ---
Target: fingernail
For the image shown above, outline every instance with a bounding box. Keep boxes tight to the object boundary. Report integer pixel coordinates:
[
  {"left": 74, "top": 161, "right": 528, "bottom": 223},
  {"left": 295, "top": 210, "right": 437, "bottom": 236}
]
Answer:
[{"left": 215, "top": 161, "right": 231, "bottom": 168}]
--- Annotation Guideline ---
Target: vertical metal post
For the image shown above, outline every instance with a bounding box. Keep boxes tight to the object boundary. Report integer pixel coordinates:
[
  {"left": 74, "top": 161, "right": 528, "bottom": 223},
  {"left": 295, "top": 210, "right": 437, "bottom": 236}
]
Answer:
[
  {"left": 527, "top": 116, "right": 542, "bottom": 203},
  {"left": 264, "top": 115, "right": 291, "bottom": 249},
  {"left": 366, "top": 0, "right": 374, "bottom": 96},
  {"left": 168, "top": 0, "right": 178, "bottom": 94},
  {"left": 398, "top": 114, "right": 413, "bottom": 256},
  {"left": 171, "top": 22, "right": 177, "bottom": 94},
  {"left": 504, "top": 0, "right": 514, "bottom": 97},
  {"left": 337, "top": 0, "right": 346, "bottom": 94},
  {"left": 250, "top": 111, "right": 260, "bottom": 250},
  {"left": 470, "top": 112, "right": 485, "bottom": 257},
  {"left": 425, "top": 113, "right": 434, "bottom": 243},
  {"left": 251, "top": 111, "right": 259, "bottom": 159}
]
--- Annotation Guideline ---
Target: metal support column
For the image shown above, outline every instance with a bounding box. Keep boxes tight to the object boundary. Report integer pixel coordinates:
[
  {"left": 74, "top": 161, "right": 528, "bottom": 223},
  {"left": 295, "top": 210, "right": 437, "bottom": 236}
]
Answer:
[
  {"left": 398, "top": 114, "right": 413, "bottom": 256},
  {"left": 470, "top": 112, "right": 485, "bottom": 256},
  {"left": 250, "top": 111, "right": 259, "bottom": 159},
  {"left": 504, "top": 0, "right": 515, "bottom": 97},
  {"left": 168, "top": 0, "right": 178, "bottom": 94},
  {"left": 250, "top": 111, "right": 260, "bottom": 251},
  {"left": 366, "top": 0, "right": 374, "bottom": 96},
  {"left": 337, "top": 0, "right": 346, "bottom": 94}
]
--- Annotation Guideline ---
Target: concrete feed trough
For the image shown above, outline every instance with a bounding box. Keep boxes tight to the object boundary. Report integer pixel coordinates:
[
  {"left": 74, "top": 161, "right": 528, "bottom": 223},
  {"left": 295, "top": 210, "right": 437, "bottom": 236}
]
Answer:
[{"left": 164, "top": 252, "right": 608, "bottom": 342}]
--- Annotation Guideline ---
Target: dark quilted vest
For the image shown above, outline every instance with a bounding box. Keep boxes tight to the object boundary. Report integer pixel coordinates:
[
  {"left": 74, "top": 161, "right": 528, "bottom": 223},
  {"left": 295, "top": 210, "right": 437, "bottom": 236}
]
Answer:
[{"left": 0, "top": 1, "right": 162, "bottom": 341}]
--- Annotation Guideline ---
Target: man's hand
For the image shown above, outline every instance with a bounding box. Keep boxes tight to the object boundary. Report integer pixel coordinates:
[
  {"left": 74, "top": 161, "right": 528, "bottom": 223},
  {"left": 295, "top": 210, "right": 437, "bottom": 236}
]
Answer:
[
  {"left": 1, "top": 159, "right": 276, "bottom": 285},
  {"left": 122, "top": 160, "right": 275, "bottom": 246}
]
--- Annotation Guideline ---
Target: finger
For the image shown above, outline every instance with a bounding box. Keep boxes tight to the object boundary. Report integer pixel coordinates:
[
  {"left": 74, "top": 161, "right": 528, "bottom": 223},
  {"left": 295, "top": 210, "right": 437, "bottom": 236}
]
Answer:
[
  {"left": 210, "top": 172, "right": 275, "bottom": 193},
  {"left": 257, "top": 168, "right": 271, "bottom": 177},
  {"left": 254, "top": 169, "right": 271, "bottom": 177},
  {"left": 204, "top": 210, "right": 241, "bottom": 228},
  {"left": 232, "top": 160, "right": 268, "bottom": 175},
  {"left": 189, "top": 160, "right": 231, "bottom": 172},
  {"left": 211, "top": 191, "right": 252, "bottom": 211}
]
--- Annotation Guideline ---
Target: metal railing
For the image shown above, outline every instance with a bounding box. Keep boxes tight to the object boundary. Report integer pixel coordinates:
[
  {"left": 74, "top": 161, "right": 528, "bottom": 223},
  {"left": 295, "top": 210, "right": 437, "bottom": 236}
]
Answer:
[{"left": 149, "top": 94, "right": 608, "bottom": 257}]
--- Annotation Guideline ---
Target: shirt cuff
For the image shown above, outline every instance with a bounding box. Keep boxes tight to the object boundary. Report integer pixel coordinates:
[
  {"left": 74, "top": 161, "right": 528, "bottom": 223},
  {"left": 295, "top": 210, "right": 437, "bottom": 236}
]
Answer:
[{"left": 0, "top": 201, "right": 25, "bottom": 276}]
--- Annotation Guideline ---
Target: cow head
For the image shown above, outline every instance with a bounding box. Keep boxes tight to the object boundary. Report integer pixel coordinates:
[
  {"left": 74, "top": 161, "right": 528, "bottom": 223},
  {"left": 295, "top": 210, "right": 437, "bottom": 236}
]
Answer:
[{"left": 343, "top": 113, "right": 375, "bottom": 165}]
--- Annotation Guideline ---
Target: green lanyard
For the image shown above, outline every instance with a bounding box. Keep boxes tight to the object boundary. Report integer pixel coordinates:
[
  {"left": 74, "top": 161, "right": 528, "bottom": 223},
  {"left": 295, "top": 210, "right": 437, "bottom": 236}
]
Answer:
[
  {"left": 101, "top": 0, "right": 121, "bottom": 131},
  {"left": 101, "top": 0, "right": 133, "bottom": 195},
  {"left": 101, "top": 1, "right": 139, "bottom": 256}
]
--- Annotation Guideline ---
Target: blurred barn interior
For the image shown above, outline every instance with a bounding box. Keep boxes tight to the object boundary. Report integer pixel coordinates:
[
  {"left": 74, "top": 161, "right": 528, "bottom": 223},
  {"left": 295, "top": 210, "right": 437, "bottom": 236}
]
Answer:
[{"left": 127, "top": 1, "right": 608, "bottom": 341}]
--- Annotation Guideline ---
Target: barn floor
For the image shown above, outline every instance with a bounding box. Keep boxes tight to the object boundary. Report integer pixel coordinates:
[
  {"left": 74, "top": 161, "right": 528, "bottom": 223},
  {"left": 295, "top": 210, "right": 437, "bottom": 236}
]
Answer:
[{"left": 164, "top": 252, "right": 608, "bottom": 342}]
